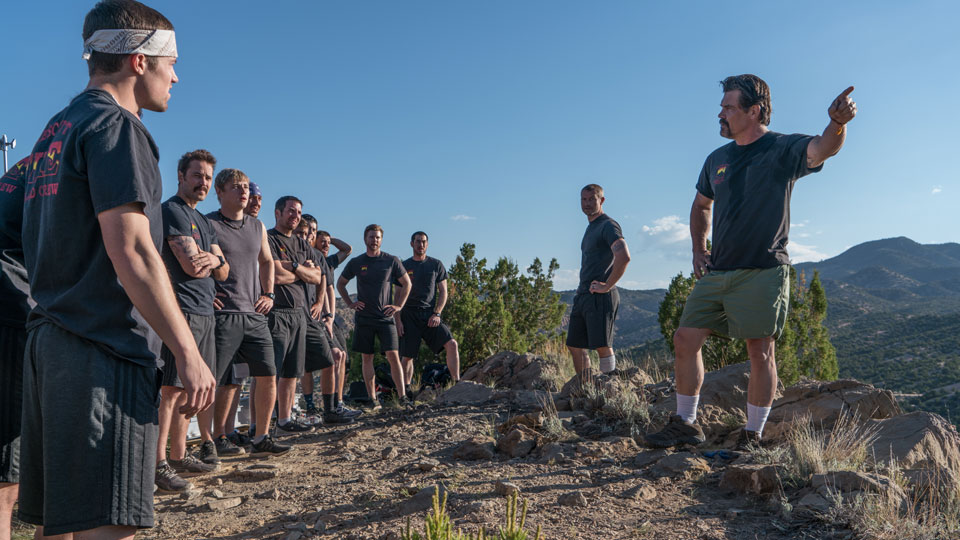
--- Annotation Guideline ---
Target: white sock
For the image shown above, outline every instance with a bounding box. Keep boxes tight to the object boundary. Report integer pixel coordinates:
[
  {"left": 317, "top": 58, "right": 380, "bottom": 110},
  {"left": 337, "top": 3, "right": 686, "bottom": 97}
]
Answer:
[
  {"left": 599, "top": 354, "right": 616, "bottom": 374},
  {"left": 279, "top": 417, "right": 291, "bottom": 425},
  {"left": 746, "top": 403, "right": 771, "bottom": 434},
  {"left": 676, "top": 393, "right": 699, "bottom": 424}
]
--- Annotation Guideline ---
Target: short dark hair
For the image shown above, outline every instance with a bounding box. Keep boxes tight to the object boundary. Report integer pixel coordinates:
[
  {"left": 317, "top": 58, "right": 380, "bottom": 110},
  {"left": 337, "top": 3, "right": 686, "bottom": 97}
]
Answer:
[
  {"left": 720, "top": 74, "right": 771, "bottom": 126},
  {"left": 82, "top": 0, "right": 174, "bottom": 76},
  {"left": 411, "top": 231, "right": 428, "bottom": 242},
  {"left": 275, "top": 195, "right": 303, "bottom": 213},
  {"left": 364, "top": 224, "right": 383, "bottom": 238},
  {"left": 582, "top": 184, "right": 604, "bottom": 197},
  {"left": 213, "top": 168, "right": 247, "bottom": 191},
  {"left": 178, "top": 149, "right": 216, "bottom": 178},
  {"left": 317, "top": 230, "right": 331, "bottom": 240},
  {"left": 301, "top": 214, "right": 318, "bottom": 228}
]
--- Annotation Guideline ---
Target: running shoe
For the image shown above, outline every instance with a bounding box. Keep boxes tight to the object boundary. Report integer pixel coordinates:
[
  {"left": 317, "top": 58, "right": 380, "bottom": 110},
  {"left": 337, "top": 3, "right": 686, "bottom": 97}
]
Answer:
[
  {"left": 277, "top": 419, "right": 314, "bottom": 433},
  {"left": 155, "top": 460, "right": 190, "bottom": 492},
  {"left": 251, "top": 434, "right": 292, "bottom": 456},
  {"left": 215, "top": 434, "right": 245, "bottom": 456},
  {"left": 198, "top": 440, "right": 222, "bottom": 465},
  {"left": 227, "top": 430, "right": 250, "bottom": 447},
  {"left": 169, "top": 454, "right": 218, "bottom": 474},
  {"left": 323, "top": 409, "right": 356, "bottom": 425},
  {"left": 336, "top": 402, "right": 363, "bottom": 418},
  {"left": 644, "top": 415, "right": 706, "bottom": 448}
]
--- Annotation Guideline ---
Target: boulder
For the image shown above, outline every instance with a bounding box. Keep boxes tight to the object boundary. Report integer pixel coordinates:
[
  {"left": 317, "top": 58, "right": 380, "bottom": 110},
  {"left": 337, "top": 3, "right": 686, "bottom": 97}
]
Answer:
[
  {"left": 453, "top": 436, "right": 496, "bottom": 461},
  {"left": 811, "top": 470, "right": 905, "bottom": 505},
  {"left": 497, "top": 425, "right": 540, "bottom": 458},
  {"left": 620, "top": 483, "right": 657, "bottom": 501},
  {"left": 868, "top": 411, "right": 960, "bottom": 471},
  {"left": 763, "top": 379, "right": 901, "bottom": 440},
  {"left": 497, "top": 412, "right": 544, "bottom": 434},
  {"left": 719, "top": 464, "right": 781, "bottom": 496},
  {"left": 437, "top": 381, "right": 495, "bottom": 406},
  {"left": 494, "top": 481, "right": 520, "bottom": 497},
  {"left": 462, "top": 351, "right": 563, "bottom": 391},
  {"left": 557, "top": 491, "right": 588, "bottom": 507}
]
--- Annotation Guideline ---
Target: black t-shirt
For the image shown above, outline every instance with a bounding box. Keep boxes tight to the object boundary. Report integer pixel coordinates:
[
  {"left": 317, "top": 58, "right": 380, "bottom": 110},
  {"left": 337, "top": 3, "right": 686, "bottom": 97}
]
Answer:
[
  {"left": 0, "top": 158, "right": 34, "bottom": 327},
  {"left": 161, "top": 196, "right": 219, "bottom": 315},
  {"left": 340, "top": 252, "right": 406, "bottom": 322},
  {"left": 267, "top": 228, "right": 313, "bottom": 309},
  {"left": 402, "top": 256, "right": 447, "bottom": 310},
  {"left": 578, "top": 214, "right": 624, "bottom": 294},
  {"left": 207, "top": 212, "right": 263, "bottom": 314},
  {"left": 696, "top": 132, "right": 822, "bottom": 270},
  {"left": 20, "top": 89, "right": 164, "bottom": 366},
  {"left": 303, "top": 247, "right": 329, "bottom": 313}
]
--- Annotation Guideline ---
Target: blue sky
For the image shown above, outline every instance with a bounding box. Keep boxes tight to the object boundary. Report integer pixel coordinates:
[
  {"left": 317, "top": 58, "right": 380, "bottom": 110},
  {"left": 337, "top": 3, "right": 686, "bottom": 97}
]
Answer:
[{"left": 2, "top": 1, "right": 957, "bottom": 290}]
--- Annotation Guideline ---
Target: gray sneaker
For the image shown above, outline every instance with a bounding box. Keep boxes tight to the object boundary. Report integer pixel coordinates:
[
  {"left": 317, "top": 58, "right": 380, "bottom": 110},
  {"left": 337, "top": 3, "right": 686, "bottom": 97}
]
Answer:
[
  {"left": 215, "top": 434, "right": 246, "bottom": 456},
  {"left": 169, "top": 454, "right": 218, "bottom": 474},
  {"left": 155, "top": 460, "right": 190, "bottom": 492},
  {"left": 336, "top": 402, "right": 363, "bottom": 418},
  {"left": 251, "top": 434, "right": 292, "bottom": 456},
  {"left": 277, "top": 419, "right": 314, "bottom": 434},
  {"left": 644, "top": 415, "right": 706, "bottom": 448},
  {"left": 198, "top": 440, "right": 221, "bottom": 465}
]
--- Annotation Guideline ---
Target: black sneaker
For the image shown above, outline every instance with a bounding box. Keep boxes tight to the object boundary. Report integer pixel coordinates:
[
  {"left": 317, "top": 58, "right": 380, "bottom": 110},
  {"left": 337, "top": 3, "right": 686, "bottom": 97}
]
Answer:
[
  {"left": 644, "top": 415, "right": 706, "bottom": 448},
  {"left": 227, "top": 430, "right": 250, "bottom": 447},
  {"left": 169, "top": 454, "right": 218, "bottom": 474},
  {"left": 215, "top": 434, "right": 246, "bottom": 456},
  {"left": 323, "top": 408, "right": 356, "bottom": 425},
  {"left": 305, "top": 406, "right": 320, "bottom": 416},
  {"left": 155, "top": 460, "right": 190, "bottom": 492},
  {"left": 251, "top": 435, "right": 292, "bottom": 456},
  {"left": 336, "top": 402, "right": 363, "bottom": 418},
  {"left": 197, "top": 440, "right": 221, "bottom": 465},
  {"left": 277, "top": 419, "right": 314, "bottom": 434},
  {"left": 734, "top": 429, "right": 762, "bottom": 452}
]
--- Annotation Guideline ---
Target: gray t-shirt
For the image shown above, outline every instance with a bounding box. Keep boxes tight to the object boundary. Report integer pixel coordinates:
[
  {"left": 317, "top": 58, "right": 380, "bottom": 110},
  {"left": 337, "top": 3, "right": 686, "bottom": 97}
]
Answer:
[
  {"left": 577, "top": 214, "right": 624, "bottom": 294},
  {"left": 402, "top": 256, "right": 447, "bottom": 311},
  {"left": 20, "top": 89, "right": 164, "bottom": 367},
  {"left": 0, "top": 158, "right": 34, "bottom": 327},
  {"left": 696, "top": 131, "right": 821, "bottom": 270},
  {"left": 340, "top": 252, "right": 406, "bottom": 323},
  {"left": 207, "top": 211, "right": 263, "bottom": 313},
  {"left": 161, "top": 196, "right": 219, "bottom": 315},
  {"left": 267, "top": 228, "right": 312, "bottom": 309}
]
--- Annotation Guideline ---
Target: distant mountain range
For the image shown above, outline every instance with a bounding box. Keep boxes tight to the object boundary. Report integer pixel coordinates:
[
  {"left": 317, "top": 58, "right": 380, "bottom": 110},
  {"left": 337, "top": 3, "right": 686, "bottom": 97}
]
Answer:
[{"left": 559, "top": 237, "right": 960, "bottom": 422}]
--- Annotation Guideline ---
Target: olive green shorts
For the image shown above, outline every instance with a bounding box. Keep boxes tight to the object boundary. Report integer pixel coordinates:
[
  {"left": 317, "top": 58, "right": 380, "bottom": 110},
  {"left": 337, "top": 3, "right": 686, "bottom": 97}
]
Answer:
[{"left": 678, "top": 265, "right": 790, "bottom": 339}]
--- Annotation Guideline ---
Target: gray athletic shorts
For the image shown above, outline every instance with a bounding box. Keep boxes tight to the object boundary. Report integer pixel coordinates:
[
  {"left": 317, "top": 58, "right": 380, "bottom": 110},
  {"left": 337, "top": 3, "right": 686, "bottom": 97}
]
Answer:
[
  {"left": 19, "top": 320, "right": 160, "bottom": 535},
  {"left": 215, "top": 312, "right": 276, "bottom": 386},
  {"left": 160, "top": 312, "right": 216, "bottom": 388},
  {"left": 268, "top": 308, "right": 307, "bottom": 378},
  {"left": 305, "top": 319, "right": 335, "bottom": 372},
  {"left": 565, "top": 289, "right": 620, "bottom": 349},
  {"left": 332, "top": 320, "right": 348, "bottom": 351},
  {"left": 1, "top": 324, "right": 25, "bottom": 484}
]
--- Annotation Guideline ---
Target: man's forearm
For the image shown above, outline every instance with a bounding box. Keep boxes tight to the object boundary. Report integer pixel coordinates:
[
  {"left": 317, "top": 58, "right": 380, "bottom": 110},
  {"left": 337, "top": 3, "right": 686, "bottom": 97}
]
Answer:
[
  {"left": 296, "top": 265, "right": 325, "bottom": 285},
  {"left": 434, "top": 288, "right": 447, "bottom": 314},
  {"left": 393, "top": 282, "right": 411, "bottom": 308},
  {"left": 326, "top": 285, "right": 336, "bottom": 315},
  {"left": 258, "top": 259, "right": 275, "bottom": 294},
  {"left": 337, "top": 282, "right": 353, "bottom": 306},
  {"left": 690, "top": 202, "right": 710, "bottom": 253},
  {"left": 808, "top": 121, "right": 846, "bottom": 167},
  {"left": 331, "top": 237, "right": 351, "bottom": 261}
]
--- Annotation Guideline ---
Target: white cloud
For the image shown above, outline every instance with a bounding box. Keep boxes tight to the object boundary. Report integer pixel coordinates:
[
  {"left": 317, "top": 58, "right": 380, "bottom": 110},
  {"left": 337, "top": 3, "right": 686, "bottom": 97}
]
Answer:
[
  {"left": 932, "top": 186, "right": 942, "bottom": 195},
  {"left": 640, "top": 215, "right": 688, "bottom": 245},
  {"left": 789, "top": 241, "right": 829, "bottom": 263},
  {"left": 450, "top": 214, "right": 476, "bottom": 221},
  {"left": 552, "top": 269, "right": 580, "bottom": 291}
]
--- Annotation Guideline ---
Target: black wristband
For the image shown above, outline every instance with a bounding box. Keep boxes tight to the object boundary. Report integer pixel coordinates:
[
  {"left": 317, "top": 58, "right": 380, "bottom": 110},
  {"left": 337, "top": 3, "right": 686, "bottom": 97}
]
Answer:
[
  {"left": 321, "top": 313, "right": 333, "bottom": 320},
  {"left": 216, "top": 255, "right": 226, "bottom": 269},
  {"left": 264, "top": 292, "right": 275, "bottom": 300},
  {"left": 291, "top": 261, "right": 299, "bottom": 271}
]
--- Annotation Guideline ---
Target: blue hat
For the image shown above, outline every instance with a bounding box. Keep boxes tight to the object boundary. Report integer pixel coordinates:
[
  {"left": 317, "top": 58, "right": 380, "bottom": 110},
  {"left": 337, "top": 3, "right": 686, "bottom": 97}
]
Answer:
[{"left": 249, "top": 182, "right": 262, "bottom": 197}]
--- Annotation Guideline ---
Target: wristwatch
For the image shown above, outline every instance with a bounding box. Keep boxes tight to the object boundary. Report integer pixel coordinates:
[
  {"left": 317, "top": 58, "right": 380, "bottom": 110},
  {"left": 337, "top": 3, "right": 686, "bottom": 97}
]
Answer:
[
  {"left": 264, "top": 292, "right": 276, "bottom": 300},
  {"left": 291, "top": 261, "right": 299, "bottom": 271},
  {"left": 321, "top": 313, "right": 333, "bottom": 320},
  {"left": 216, "top": 255, "right": 226, "bottom": 269}
]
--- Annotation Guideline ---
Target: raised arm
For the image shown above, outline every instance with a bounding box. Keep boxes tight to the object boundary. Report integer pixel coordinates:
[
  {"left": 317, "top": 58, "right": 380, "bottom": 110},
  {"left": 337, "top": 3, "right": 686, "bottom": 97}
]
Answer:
[
  {"left": 254, "top": 225, "right": 276, "bottom": 315},
  {"left": 99, "top": 203, "right": 215, "bottom": 416},
  {"left": 691, "top": 192, "right": 713, "bottom": 279},
  {"left": 331, "top": 237, "right": 352, "bottom": 263},
  {"left": 807, "top": 86, "right": 857, "bottom": 168}
]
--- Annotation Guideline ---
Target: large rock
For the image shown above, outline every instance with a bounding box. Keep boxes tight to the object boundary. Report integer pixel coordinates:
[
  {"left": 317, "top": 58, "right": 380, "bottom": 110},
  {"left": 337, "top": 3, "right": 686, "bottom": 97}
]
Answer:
[
  {"left": 438, "top": 381, "right": 495, "bottom": 406},
  {"left": 763, "top": 379, "right": 901, "bottom": 440},
  {"left": 462, "top": 351, "right": 563, "bottom": 391},
  {"left": 719, "top": 464, "right": 781, "bottom": 496},
  {"left": 497, "top": 425, "right": 540, "bottom": 458},
  {"left": 868, "top": 411, "right": 960, "bottom": 471},
  {"left": 557, "top": 367, "right": 652, "bottom": 402},
  {"left": 453, "top": 436, "right": 496, "bottom": 460},
  {"left": 651, "top": 452, "right": 711, "bottom": 479}
]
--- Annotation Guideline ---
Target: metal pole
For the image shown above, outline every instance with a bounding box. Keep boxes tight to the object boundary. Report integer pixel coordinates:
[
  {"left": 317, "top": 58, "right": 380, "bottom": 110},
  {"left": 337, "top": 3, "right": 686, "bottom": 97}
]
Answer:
[{"left": 0, "top": 134, "right": 15, "bottom": 173}]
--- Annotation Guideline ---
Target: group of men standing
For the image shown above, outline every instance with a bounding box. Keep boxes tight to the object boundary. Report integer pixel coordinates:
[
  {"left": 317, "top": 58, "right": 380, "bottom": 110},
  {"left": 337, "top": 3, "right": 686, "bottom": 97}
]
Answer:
[{"left": 0, "top": 0, "right": 857, "bottom": 538}]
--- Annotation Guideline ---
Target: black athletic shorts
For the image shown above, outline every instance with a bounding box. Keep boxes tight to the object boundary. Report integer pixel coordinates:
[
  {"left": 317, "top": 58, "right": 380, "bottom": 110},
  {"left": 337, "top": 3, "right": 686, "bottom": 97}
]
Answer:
[
  {"left": 352, "top": 317, "right": 399, "bottom": 354},
  {"left": 19, "top": 320, "right": 160, "bottom": 535},
  {"left": 332, "top": 320, "right": 348, "bottom": 351},
  {"left": 268, "top": 308, "right": 307, "bottom": 378},
  {"left": 305, "top": 319, "right": 334, "bottom": 372},
  {"left": 215, "top": 312, "right": 276, "bottom": 386},
  {"left": 161, "top": 312, "right": 216, "bottom": 388},
  {"left": 1, "top": 324, "right": 25, "bottom": 484},
  {"left": 565, "top": 289, "right": 619, "bottom": 349},
  {"left": 399, "top": 308, "right": 454, "bottom": 359}
]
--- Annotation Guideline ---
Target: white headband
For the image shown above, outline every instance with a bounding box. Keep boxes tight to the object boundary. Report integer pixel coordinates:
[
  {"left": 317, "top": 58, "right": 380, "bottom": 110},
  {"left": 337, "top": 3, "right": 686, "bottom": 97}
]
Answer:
[{"left": 82, "top": 29, "right": 177, "bottom": 60}]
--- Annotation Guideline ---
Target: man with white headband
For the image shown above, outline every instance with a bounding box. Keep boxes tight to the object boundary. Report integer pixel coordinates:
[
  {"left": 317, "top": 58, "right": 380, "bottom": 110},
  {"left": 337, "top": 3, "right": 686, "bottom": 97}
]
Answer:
[{"left": 11, "top": 1, "right": 215, "bottom": 537}]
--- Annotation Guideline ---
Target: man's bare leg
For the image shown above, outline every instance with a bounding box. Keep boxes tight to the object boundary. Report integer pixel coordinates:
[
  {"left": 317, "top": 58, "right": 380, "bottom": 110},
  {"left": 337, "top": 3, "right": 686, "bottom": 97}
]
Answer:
[
  {"left": 385, "top": 351, "right": 406, "bottom": 398},
  {"left": 300, "top": 372, "right": 316, "bottom": 412},
  {"left": 224, "top": 388, "right": 241, "bottom": 434},
  {"left": 567, "top": 346, "right": 589, "bottom": 374},
  {"left": 196, "top": 403, "right": 215, "bottom": 444},
  {"left": 72, "top": 524, "right": 134, "bottom": 540},
  {"left": 672, "top": 327, "right": 711, "bottom": 425},
  {"left": 32, "top": 525, "right": 72, "bottom": 539},
  {"left": 248, "top": 378, "right": 257, "bottom": 431},
  {"left": 276, "top": 377, "right": 297, "bottom": 422},
  {"left": 444, "top": 339, "right": 460, "bottom": 382},
  {"left": 252, "top": 376, "right": 276, "bottom": 438},
  {"left": 744, "top": 337, "right": 776, "bottom": 435},
  {"left": 401, "top": 357, "right": 414, "bottom": 386},
  {"left": 333, "top": 349, "right": 346, "bottom": 403},
  {"left": 156, "top": 386, "right": 185, "bottom": 462},
  {"left": 168, "top": 401, "right": 190, "bottom": 461},
  {"left": 213, "top": 385, "right": 238, "bottom": 438},
  {"left": 1, "top": 482, "right": 17, "bottom": 540},
  {"left": 361, "top": 353, "right": 376, "bottom": 403}
]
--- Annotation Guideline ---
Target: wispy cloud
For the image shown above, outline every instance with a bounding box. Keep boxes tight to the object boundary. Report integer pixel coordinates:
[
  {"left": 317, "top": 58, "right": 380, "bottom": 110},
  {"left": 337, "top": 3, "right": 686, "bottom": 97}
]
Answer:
[
  {"left": 552, "top": 268, "right": 580, "bottom": 291},
  {"left": 640, "top": 215, "right": 688, "bottom": 245},
  {"left": 932, "top": 185, "right": 942, "bottom": 195},
  {"left": 789, "top": 241, "right": 829, "bottom": 263},
  {"left": 450, "top": 214, "right": 476, "bottom": 221}
]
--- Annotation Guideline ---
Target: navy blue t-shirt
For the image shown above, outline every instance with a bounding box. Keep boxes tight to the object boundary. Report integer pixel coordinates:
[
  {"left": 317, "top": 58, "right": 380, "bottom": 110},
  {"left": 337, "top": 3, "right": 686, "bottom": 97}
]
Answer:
[{"left": 577, "top": 214, "right": 623, "bottom": 294}]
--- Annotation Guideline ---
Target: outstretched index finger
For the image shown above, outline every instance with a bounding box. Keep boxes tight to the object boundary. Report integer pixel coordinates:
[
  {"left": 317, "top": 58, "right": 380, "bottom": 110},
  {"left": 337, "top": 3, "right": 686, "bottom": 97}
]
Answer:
[{"left": 838, "top": 86, "right": 855, "bottom": 99}]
